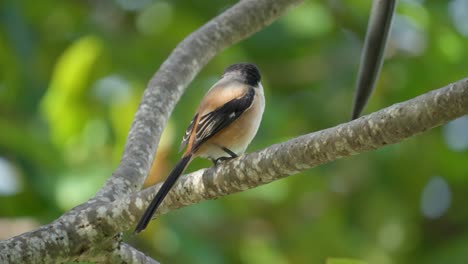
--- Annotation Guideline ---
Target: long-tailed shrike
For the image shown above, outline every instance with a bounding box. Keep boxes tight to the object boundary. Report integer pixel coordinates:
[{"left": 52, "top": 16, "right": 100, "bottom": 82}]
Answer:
[{"left": 134, "top": 63, "right": 265, "bottom": 233}]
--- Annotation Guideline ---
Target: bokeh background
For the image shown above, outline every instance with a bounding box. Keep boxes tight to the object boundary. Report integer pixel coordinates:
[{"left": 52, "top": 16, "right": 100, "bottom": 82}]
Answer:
[{"left": 1, "top": 0, "right": 468, "bottom": 263}]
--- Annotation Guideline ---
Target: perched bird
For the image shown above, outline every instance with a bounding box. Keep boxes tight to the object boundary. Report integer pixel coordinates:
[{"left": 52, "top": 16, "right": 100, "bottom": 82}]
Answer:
[{"left": 134, "top": 63, "right": 265, "bottom": 233}]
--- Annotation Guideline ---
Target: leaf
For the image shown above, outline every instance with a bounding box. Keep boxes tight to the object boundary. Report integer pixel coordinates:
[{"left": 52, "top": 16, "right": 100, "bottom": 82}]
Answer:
[{"left": 40, "top": 35, "right": 103, "bottom": 148}]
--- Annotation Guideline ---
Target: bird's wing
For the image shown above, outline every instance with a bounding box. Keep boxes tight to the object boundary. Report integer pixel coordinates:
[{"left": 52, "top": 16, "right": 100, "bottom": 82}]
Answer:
[{"left": 192, "top": 87, "right": 255, "bottom": 151}]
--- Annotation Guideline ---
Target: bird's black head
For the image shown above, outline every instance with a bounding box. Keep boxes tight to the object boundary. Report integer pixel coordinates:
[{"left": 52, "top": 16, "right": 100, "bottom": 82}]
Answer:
[{"left": 223, "top": 63, "right": 261, "bottom": 87}]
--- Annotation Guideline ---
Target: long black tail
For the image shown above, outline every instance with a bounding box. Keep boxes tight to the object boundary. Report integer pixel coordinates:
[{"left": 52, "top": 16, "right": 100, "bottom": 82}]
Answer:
[{"left": 134, "top": 154, "right": 192, "bottom": 234}]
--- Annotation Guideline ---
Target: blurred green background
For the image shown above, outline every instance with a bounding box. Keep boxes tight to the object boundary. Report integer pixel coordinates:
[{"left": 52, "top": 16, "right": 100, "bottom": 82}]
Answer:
[{"left": 1, "top": 0, "right": 468, "bottom": 263}]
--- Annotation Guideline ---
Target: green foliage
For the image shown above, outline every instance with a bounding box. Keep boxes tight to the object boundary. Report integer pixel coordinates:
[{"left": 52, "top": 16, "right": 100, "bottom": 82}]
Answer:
[
  {"left": 41, "top": 35, "right": 103, "bottom": 147},
  {"left": 1, "top": 0, "right": 468, "bottom": 263}
]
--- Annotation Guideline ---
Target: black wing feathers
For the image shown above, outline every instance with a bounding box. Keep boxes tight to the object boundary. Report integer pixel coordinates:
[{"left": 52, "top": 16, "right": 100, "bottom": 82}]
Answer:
[{"left": 192, "top": 87, "right": 255, "bottom": 151}]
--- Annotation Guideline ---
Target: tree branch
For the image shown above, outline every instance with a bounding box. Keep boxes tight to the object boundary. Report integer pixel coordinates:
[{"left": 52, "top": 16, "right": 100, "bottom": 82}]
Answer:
[
  {"left": 42, "top": 78, "right": 466, "bottom": 236},
  {"left": 132, "top": 78, "right": 468, "bottom": 218}
]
